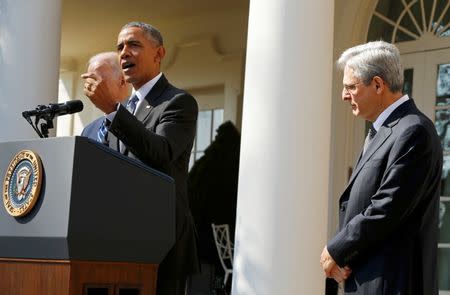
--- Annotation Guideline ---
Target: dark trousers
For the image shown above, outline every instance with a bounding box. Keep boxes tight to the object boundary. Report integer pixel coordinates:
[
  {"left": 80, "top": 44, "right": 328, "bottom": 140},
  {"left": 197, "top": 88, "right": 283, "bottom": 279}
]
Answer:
[{"left": 325, "top": 278, "right": 338, "bottom": 295}]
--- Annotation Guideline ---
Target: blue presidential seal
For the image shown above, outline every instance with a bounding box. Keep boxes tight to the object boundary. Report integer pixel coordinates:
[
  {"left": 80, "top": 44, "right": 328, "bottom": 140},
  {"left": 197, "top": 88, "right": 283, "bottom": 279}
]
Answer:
[{"left": 3, "top": 150, "right": 42, "bottom": 217}]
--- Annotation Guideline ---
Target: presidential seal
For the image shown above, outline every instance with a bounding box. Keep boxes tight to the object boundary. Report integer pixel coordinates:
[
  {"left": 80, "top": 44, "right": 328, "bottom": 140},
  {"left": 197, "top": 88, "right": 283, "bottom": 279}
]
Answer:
[{"left": 3, "top": 150, "right": 43, "bottom": 217}]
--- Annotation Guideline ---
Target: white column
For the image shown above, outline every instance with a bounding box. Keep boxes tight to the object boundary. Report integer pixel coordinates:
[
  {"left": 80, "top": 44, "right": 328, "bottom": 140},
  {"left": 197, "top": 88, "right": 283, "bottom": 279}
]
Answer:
[
  {"left": 232, "top": 0, "right": 334, "bottom": 294},
  {"left": 0, "top": 0, "right": 62, "bottom": 141}
]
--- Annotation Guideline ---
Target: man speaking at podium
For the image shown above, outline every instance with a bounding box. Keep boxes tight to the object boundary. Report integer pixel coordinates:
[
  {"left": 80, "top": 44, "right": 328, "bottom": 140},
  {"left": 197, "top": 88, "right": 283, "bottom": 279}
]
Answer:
[{"left": 82, "top": 22, "right": 199, "bottom": 295}]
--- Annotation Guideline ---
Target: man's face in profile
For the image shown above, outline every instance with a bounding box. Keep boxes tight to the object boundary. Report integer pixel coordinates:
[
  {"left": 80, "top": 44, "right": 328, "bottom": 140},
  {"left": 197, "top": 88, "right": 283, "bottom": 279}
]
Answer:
[{"left": 342, "top": 66, "right": 380, "bottom": 122}]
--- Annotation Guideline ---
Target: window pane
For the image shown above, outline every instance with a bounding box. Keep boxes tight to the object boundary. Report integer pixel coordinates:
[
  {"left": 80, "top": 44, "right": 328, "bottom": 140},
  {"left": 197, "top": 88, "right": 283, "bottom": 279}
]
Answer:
[
  {"left": 195, "top": 151, "right": 204, "bottom": 161},
  {"left": 438, "top": 247, "right": 450, "bottom": 291},
  {"left": 367, "top": 14, "right": 394, "bottom": 42},
  {"left": 191, "top": 138, "right": 196, "bottom": 153},
  {"left": 189, "top": 152, "right": 195, "bottom": 170},
  {"left": 213, "top": 109, "right": 224, "bottom": 139},
  {"left": 440, "top": 201, "right": 450, "bottom": 243},
  {"left": 196, "top": 111, "right": 212, "bottom": 151},
  {"left": 403, "top": 68, "right": 413, "bottom": 97},
  {"left": 437, "top": 64, "right": 450, "bottom": 101},
  {"left": 375, "top": 0, "right": 403, "bottom": 27},
  {"left": 435, "top": 109, "right": 450, "bottom": 152},
  {"left": 442, "top": 155, "right": 450, "bottom": 197}
]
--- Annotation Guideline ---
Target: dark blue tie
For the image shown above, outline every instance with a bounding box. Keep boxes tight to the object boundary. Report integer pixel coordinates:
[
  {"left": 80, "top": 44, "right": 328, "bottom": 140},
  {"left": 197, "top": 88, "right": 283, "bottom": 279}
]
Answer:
[{"left": 97, "top": 118, "right": 109, "bottom": 145}]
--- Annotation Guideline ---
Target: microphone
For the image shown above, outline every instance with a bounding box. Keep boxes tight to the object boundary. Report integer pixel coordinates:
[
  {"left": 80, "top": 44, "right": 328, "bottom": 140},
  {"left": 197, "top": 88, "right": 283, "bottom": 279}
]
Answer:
[{"left": 22, "top": 100, "right": 84, "bottom": 118}]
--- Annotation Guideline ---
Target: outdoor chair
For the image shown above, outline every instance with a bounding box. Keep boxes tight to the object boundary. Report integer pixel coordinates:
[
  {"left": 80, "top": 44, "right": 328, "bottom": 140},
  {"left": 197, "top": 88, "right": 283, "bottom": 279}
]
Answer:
[{"left": 211, "top": 223, "right": 234, "bottom": 287}]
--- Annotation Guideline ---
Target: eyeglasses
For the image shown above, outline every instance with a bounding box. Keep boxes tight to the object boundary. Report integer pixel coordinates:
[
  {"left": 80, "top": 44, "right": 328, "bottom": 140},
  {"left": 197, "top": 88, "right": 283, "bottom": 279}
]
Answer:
[{"left": 343, "top": 81, "right": 365, "bottom": 94}]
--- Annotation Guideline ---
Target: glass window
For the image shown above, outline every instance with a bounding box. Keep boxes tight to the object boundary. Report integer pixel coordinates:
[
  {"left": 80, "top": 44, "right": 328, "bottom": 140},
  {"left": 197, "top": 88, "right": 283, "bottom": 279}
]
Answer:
[
  {"left": 196, "top": 111, "right": 212, "bottom": 151},
  {"left": 442, "top": 156, "right": 450, "bottom": 197},
  {"left": 403, "top": 68, "right": 413, "bottom": 97},
  {"left": 213, "top": 109, "right": 224, "bottom": 138},
  {"left": 189, "top": 108, "right": 225, "bottom": 169},
  {"left": 438, "top": 247, "right": 450, "bottom": 291},
  {"left": 436, "top": 110, "right": 450, "bottom": 152},
  {"left": 437, "top": 63, "right": 450, "bottom": 100},
  {"left": 440, "top": 201, "right": 450, "bottom": 243},
  {"left": 368, "top": 0, "right": 450, "bottom": 44}
]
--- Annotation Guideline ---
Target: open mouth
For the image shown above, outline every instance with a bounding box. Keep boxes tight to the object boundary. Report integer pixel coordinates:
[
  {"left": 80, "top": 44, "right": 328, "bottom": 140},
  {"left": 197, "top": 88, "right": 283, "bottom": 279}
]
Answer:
[{"left": 122, "top": 61, "right": 135, "bottom": 71}]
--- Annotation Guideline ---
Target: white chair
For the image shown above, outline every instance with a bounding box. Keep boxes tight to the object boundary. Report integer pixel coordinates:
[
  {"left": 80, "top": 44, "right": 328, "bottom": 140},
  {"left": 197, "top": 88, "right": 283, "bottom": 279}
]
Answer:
[{"left": 211, "top": 223, "right": 234, "bottom": 287}]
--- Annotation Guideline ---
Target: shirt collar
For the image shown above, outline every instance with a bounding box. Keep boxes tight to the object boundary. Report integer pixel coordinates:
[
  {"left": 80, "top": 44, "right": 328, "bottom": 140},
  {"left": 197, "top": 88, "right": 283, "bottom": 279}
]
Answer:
[
  {"left": 372, "top": 94, "right": 409, "bottom": 131},
  {"left": 133, "top": 72, "right": 163, "bottom": 102}
]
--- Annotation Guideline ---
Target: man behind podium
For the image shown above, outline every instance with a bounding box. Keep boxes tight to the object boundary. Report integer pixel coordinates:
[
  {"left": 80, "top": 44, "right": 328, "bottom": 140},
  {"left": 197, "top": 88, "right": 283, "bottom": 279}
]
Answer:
[
  {"left": 82, "top": 22, "right": 199, "bottom": 295},
  {"left": 320, "top": 41, "right": 442, "bottom": 294}
]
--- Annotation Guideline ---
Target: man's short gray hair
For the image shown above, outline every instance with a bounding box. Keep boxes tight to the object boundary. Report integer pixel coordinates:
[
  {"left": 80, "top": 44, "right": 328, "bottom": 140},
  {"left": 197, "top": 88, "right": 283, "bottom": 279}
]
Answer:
[
  {"left": 88, "top": 51, "right": 122, "bottom": 79},
  {"left": 121, "top": 21, "right": 164, "bottom": 46},
  {"left": 337, "top": 41, "right": 404, "bottom": 93}
]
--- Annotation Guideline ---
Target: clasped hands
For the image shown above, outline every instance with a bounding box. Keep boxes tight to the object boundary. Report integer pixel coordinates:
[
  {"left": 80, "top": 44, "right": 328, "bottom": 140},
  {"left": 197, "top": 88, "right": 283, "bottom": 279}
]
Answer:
[{"left": 320, "top": 246, "right": 352, "bottom": 283}]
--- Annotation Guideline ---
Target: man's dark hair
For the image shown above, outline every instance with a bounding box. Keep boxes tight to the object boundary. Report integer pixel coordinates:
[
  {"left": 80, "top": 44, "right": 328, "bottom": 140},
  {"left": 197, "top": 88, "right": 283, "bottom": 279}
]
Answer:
[{"left": 121, "top": 21, "right": 164, "bottom": 46}]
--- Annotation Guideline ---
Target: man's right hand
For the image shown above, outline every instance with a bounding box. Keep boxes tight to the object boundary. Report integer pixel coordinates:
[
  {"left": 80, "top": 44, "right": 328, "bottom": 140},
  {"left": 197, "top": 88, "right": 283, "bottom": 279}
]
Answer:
[{"left": 81, "top": 72, "right": 119, "bottom": 114}]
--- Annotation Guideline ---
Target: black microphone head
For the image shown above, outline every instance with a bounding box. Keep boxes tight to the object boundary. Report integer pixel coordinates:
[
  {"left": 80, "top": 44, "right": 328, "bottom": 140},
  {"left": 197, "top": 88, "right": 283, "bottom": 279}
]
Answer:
[{"left": 65, "top": 100, "right": 84, "bottom": 114}]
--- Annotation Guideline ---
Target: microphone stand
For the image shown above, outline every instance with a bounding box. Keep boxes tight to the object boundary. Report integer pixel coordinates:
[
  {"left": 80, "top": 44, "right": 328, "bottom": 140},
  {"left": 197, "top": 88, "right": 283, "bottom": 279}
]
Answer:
[{"left": 23, "top": 105, "right": 56, "bottom": 138}]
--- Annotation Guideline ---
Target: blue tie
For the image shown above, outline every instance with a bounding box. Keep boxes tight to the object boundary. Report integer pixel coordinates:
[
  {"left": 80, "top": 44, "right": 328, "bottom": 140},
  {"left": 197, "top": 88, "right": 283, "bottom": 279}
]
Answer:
[
  {"left": 97, "top": 118, "right": 109, "bottom": 145},
  {"left": 126, "top": 94, "right": 139, "bottom": 115},
  {"left": 119, "top": 95, "right": 139, "bottom": 153}
]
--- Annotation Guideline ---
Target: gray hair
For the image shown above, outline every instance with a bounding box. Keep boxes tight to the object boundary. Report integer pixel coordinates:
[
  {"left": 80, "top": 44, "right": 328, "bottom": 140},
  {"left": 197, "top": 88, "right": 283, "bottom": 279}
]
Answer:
[
  {"left": 121, "top": 21, "right": 164, "bottom": 46},
  {"left": 88, "top": 51, "right": 122, "bottom": 79},
  {"left": 337, "top": 41, "right": 403, "bottom": 93}
]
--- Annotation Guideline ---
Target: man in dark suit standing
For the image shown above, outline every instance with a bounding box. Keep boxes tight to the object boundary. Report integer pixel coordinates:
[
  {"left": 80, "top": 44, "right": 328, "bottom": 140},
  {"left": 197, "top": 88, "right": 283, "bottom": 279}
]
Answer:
[
  {"left": 82, "top": 22, "right": 199, "bottom": 295},
  {"left": 320, "top": 41, "right": 442, "bottom": 294},
  {"left": 81, "top": 52, "right": 129, "bottom": 140}
]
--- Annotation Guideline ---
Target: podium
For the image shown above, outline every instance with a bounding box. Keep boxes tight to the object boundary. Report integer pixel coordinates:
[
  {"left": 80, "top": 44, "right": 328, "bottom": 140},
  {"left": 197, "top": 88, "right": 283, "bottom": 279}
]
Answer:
[{"left": 0, "top": 136, "right": 176, "bottom": 295}]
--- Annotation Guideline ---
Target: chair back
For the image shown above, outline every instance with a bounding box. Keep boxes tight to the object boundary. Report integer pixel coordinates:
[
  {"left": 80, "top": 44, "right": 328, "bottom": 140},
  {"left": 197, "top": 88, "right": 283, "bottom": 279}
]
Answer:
[{"left": 211, "top": 223, "right": 233, "bottom": 285}]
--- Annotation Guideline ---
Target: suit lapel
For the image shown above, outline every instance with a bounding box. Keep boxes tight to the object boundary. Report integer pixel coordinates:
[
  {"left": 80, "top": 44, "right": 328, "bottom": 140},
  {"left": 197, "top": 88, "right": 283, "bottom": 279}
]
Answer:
[
  {"left": 119, "top": 74, "right": 169, "bottom": 155},
  {"left": 135, "top": 74, "right": 169, "bottom": 122},
  {"left": 341, "top": 99, "right": 416, "bottom": 199},
  {"left": 347, "top": 126, "right": 392, "bottom": 185}
]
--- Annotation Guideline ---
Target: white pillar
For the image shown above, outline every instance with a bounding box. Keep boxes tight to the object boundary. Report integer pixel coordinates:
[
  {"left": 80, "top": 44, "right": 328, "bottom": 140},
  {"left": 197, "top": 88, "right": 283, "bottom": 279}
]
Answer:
[
  {"left": 0, "top": 0, "right": 62, "bottom": 141},
  {"left": 232, "top": 0, "right": 334, "bottom": 294}
]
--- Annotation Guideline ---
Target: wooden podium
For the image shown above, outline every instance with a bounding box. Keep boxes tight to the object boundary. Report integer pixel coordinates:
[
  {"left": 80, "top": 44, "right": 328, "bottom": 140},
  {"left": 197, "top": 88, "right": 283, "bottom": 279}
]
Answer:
[{"left": 0, "top": 137, "right": 176, "bottom": 295}]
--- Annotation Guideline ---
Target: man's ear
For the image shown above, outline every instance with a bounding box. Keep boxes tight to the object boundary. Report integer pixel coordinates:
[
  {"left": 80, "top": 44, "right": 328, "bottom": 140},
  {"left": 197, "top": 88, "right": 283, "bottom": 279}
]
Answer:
[
  {"left": 155, "top": 46, "right": 166, "bottom": 63},
  {"left": 373, "top": 76, "right": 384, "bottom": 94}
]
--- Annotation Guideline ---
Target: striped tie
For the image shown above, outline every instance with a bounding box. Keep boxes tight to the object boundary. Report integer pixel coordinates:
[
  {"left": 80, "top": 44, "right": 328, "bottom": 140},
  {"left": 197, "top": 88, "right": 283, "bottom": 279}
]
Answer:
[{"left": 97, "top": 118, "right": 109, "bottom": 145}]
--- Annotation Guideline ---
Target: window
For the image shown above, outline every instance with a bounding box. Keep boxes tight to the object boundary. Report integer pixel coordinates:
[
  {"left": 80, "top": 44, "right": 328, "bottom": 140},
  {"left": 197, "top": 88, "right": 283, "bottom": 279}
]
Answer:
[
  {"left": 189, "top": 109, "right": 224, "bottom": 169},
  {"left": 368, "top": 0, "right": 450, "bottom": 43}
]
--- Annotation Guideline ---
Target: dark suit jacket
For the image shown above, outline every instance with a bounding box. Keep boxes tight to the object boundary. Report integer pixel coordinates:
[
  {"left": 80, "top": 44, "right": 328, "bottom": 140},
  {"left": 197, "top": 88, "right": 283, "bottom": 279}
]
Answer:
[
  {"left": 83, "top": 74, "right": 199, "bottom": 280},
  {"left": 327, "top": 100, "right": 442, "bottom": 294}
]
